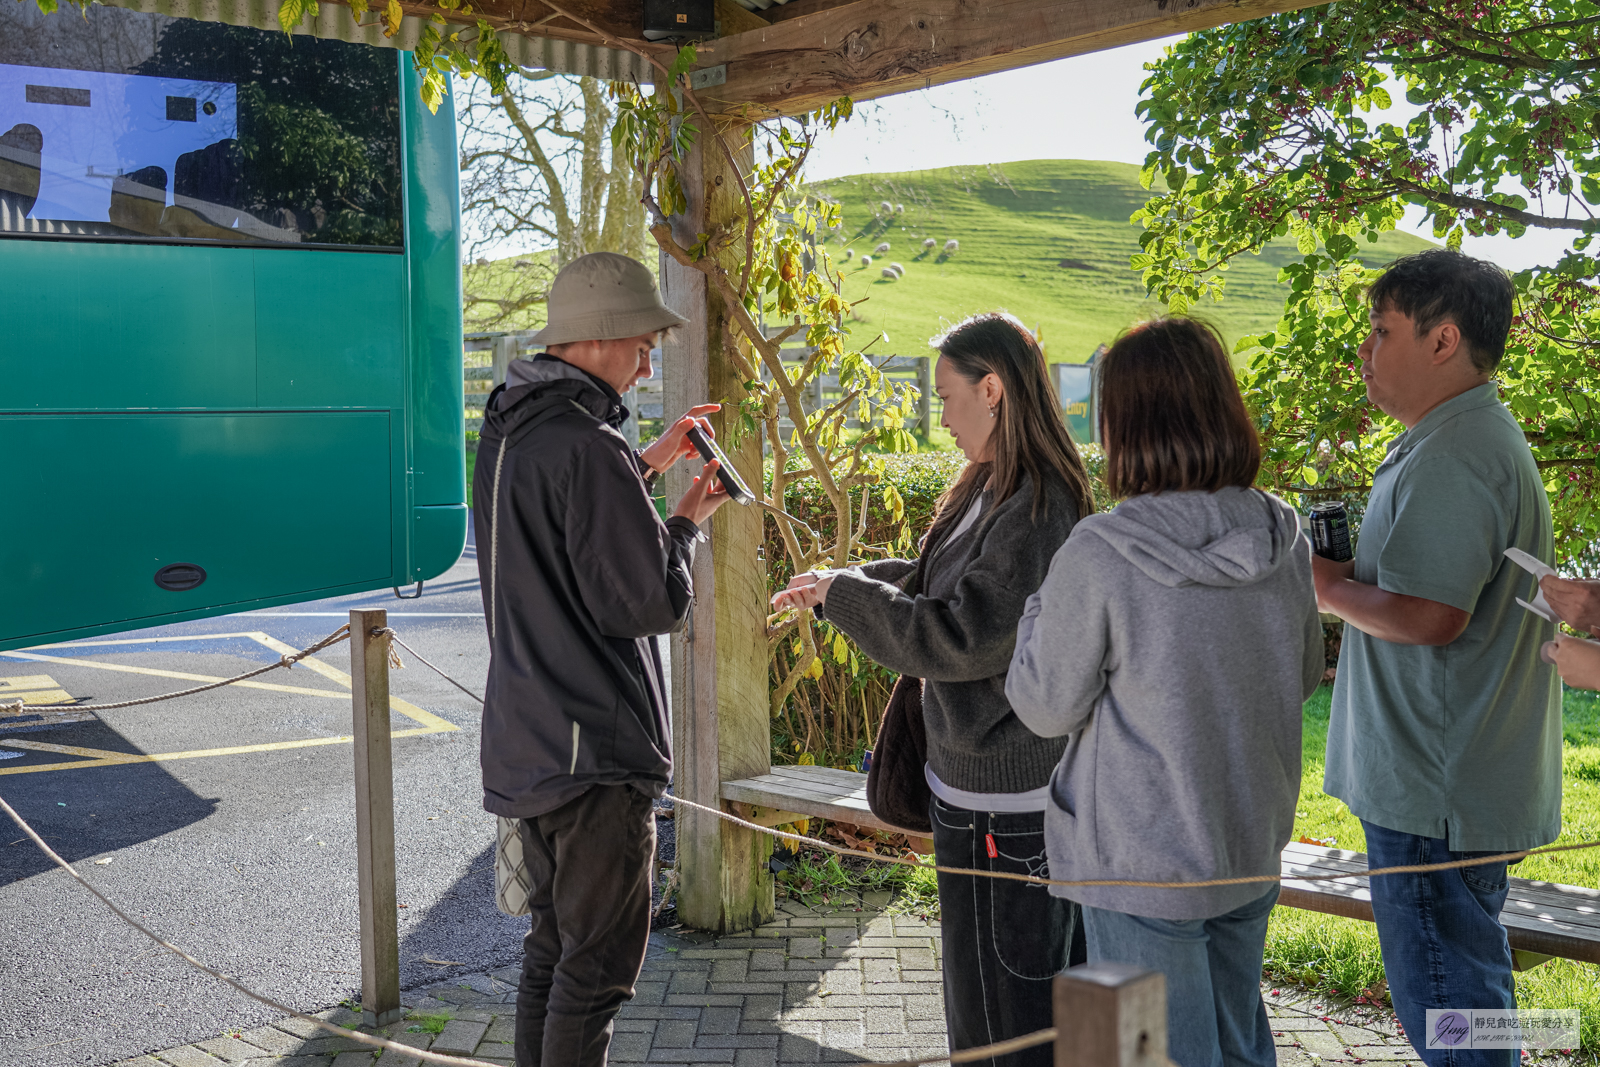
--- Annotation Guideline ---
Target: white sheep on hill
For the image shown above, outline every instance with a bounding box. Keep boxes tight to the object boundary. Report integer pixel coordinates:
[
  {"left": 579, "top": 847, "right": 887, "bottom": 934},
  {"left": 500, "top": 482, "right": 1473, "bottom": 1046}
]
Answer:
[
  {"left": 879, "top": 200, "right": 893, "bottom": 214},
  {"left": 922, "top": 238, "right": 936, "bottom": 250},
  {"left": 889, "top": 262, "right": 905, "bottom": 274},
  {"left": 860, "top": 255, "right": 872, "bottom": 268},
  {"left": 881, "top": 267, "right": 899, "bottom": 280},
  {"left": 943, "top": 239, "right": 960, "bottom": 253},
  {"left": 873, "top": 241, "right": 891, "bottom": 254}
]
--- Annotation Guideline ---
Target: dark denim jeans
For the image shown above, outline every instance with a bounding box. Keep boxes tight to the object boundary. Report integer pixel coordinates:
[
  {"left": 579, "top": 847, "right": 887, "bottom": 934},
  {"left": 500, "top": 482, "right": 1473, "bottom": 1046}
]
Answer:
[
  {"left": 930, "top": 796, "right": 1087, "bottom": 1067},
  {"left": 1363, "top": 820, "right": 1517, "bottom": 1067},
  {"left": 516, "top": 785, "right": 657, "bottom": 1067},
  {"left": 1081, "top": 885, "right": 1280, "bottom": 1067}
]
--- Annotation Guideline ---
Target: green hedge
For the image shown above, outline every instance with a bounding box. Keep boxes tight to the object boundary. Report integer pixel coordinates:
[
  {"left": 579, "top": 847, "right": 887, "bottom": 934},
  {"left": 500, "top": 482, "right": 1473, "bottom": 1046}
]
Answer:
[{"left": 765, "top": 446, "right": 1105, "bottom": 768}]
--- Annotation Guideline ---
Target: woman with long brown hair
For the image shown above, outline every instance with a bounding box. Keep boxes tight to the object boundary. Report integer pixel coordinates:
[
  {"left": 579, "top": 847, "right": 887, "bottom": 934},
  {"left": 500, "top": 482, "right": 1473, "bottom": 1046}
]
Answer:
[
  {"left": 772, "top": 312, "right": 1095, "bottom": 1067},
  {"left": 1008, "top": 318, "right": 1323, "bottom": 1067}
]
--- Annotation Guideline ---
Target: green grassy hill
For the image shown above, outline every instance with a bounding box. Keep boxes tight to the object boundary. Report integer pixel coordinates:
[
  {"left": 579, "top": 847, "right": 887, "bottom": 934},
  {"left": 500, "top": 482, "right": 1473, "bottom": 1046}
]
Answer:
[{"left": 810, "top": 159, "right": 1434, "bottom": 363}]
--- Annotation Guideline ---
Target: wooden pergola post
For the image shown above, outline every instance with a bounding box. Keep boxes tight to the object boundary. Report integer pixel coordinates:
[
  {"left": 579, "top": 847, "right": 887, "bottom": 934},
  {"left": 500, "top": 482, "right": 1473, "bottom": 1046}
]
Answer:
[{"left": 660, "top": 125, "right": 775, "bottom": 933}]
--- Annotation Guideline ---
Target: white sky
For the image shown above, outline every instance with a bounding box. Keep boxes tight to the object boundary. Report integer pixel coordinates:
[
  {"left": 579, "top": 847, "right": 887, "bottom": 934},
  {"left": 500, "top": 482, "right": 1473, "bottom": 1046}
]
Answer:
[{"left": 804, "top": 39, "right": 1579, "bottom": 273}]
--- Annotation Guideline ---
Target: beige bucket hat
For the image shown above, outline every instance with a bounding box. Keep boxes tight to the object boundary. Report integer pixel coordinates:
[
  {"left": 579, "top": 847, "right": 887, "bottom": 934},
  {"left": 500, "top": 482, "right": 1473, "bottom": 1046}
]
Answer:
[{"left": 530, "top": 252, "right": 689, "bottom": 345}]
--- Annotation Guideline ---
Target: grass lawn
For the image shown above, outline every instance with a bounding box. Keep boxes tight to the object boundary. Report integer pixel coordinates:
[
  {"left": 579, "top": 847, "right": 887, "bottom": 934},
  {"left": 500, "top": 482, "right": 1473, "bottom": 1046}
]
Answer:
[{"left": 1269, "top": 684, "right": 1600, "bottom": 1052}]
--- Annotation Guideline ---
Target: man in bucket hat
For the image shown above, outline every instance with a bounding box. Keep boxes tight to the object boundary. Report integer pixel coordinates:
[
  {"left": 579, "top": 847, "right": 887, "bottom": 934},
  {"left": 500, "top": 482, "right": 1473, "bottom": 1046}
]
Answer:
[{"left": 473, "top": 252, "right": 732, "bottom": 1067}]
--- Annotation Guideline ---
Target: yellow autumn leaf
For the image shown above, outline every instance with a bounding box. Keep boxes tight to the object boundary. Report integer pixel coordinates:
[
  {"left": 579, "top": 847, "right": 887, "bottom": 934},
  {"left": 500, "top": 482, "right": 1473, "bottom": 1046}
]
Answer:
[
  {"left": 797, "top": 752, "right": 815, "bottom": 766},
  {"left": 805, "top": 657, "right": 824, "bottom": 680},
  {"left": 383, "top": 0, "right": 402, "bottom": 36},
  {"left": 832, "top": 632, "right": 848, "bottom": 664}
]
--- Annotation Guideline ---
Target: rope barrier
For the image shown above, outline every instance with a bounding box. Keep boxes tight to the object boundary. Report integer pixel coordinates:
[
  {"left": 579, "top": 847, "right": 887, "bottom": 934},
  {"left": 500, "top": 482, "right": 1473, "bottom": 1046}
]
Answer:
[
  {"left": 879, "top": 1026, "right": 1057, "bottom": 1066},
  {"left": 5, "top": 625, "right": 1590, "bottom": 1067},
  {"left": 390, "top": 636, "right": 1600, "bottom": 892},
  {"left": 1, "top": 773, "right": 1077, "bottom": 1067},
  {"left": 0, "top": 790, "right": 499, "bottom": 1067},
  {"left": 0, "top": 625, "right": 1107, "bottom": 1067},
  {"left": 670, "top": 793, "right": 1600, "bottom": 890},
  {"left": 378, "top": 629, "right": 486, "bottom": 704},
  {"left": 0, "top": 625, "right": 353, "bottom": 714}
]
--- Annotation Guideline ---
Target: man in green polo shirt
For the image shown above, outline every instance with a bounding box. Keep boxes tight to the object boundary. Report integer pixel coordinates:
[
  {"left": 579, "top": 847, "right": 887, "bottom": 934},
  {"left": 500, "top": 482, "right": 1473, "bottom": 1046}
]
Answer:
[{"left": 1315, "top": 250, "right": 1560, "bottom": 1067}]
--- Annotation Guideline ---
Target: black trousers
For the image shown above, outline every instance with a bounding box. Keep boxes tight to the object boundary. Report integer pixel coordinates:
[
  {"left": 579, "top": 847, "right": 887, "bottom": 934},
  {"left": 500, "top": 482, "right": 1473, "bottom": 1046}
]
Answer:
[
  {"left": 931, "top": 796, "right": 1087, "bottom": 1067},
  {"left": 516, "top": 785, "right": 656, "bottom": 1067}
]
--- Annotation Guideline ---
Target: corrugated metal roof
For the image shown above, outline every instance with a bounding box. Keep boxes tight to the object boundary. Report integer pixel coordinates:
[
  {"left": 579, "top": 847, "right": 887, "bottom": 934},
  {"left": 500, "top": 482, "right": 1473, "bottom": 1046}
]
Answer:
[{"left": 95, "top": 0, "right": 655, "bottom": 81}]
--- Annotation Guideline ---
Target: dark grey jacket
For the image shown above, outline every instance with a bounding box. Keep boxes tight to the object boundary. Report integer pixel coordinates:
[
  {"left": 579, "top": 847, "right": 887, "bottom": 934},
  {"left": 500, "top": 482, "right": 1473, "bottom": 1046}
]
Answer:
[
  {"left": 819, "top": 473, "right": 1080, "bottom": 795},
  {"left": 473, "top": 357, "right": 700, "bottom": 819}
]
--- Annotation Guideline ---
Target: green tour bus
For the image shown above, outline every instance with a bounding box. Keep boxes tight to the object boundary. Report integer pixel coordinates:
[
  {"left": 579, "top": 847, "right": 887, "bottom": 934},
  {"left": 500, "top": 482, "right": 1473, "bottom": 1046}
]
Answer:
[{"left": 0, "top": 3, "right": 466, "bottom": 652}]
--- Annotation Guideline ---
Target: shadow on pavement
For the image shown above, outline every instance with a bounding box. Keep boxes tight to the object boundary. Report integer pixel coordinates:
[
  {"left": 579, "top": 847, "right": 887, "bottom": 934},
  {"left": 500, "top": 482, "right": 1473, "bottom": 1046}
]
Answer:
[
  {"left": 0, "top": 720, "right": 219, "bottom": 883},
  {"left": 398, "top": 839, "right": 525, "bottom": 990}
]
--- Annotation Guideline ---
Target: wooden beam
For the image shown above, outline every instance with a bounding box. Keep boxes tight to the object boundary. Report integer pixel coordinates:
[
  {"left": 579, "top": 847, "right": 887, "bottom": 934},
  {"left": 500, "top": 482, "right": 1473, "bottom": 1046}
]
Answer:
[
  {"left": 692, "top": 0, "right": 1329, "bottom": 115},
  {"left": 717, "top": 0, "right": 773, "bottom": 36}
]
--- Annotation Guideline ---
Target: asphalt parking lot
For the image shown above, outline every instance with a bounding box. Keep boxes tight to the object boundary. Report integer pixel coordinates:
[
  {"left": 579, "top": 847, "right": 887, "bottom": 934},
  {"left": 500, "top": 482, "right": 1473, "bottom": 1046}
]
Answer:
[{"left": 0, "top": 519, "right": 542, "bottom": 1067}]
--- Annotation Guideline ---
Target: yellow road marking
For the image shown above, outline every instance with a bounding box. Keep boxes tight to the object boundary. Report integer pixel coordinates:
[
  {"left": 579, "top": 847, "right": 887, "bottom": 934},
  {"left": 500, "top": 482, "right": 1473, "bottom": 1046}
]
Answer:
[
  {"left": 0, "top": 650, "right": 354, "bottom": 700},
  {"left": 0, "top": 727, "right": 443, "bottom": 776},
  {"left": 248, "top": 632, "right": 457, "bottom": 733},
  {"left": 0, "top": 674, "right": 61, "bottom": 692},
  {"left": 0, "top": 630, "right": 457, "bottom": 772}
]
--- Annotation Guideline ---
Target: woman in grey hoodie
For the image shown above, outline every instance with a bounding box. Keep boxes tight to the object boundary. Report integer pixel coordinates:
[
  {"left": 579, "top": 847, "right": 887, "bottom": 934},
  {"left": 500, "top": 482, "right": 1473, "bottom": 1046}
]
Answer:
[
  {"left": 1008, "top": 319, "right": 1324, "bottom": 1067},
  {"left": 772, "top": 313, "right": 1096, "bottom": 1067}
]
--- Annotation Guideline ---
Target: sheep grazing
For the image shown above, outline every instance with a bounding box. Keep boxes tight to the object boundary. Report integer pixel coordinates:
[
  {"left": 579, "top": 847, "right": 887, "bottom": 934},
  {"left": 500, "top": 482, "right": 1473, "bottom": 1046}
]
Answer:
[
  {"left": 878, "top": 200, "right": 893, "bottom": 214},
  {"left": 844, "top": 248, "right": 854, "bottom": 260},
  {"left": 894, "top": 203, "right": 905, "bottom": 214},
  {"left": 860, "top": 255, "right": 872, "bottom": 268},
  {"left": 881, "top": 267, "right": 899, "bottom": 280},
  {"left": 943, "top": 239, "right": 960, "bottom": 253},
  {"left": 514, "top": 259, "right": 532, "bottom": 270},
  {"left": 474, "top": 257, "right": 490, "bottom": 266},
  {"left": 889, "top": 262, "right": 905, "bottom": 275},
  {"left": 874, "top": 241, "right": 891, "bottom": 254},
  {"left": 922, "top": 238, "right": 936, "bottom": 250}
]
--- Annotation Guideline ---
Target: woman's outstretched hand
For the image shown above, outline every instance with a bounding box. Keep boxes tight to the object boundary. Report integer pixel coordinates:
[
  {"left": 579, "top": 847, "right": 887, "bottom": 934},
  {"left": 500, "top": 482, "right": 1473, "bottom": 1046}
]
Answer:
[{"left": 771, "top": 571, "right": 834, "bottom": 612}]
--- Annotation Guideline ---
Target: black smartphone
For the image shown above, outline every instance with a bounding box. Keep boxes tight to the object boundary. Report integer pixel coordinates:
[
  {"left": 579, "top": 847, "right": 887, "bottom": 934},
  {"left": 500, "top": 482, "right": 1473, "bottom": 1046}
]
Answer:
[{"left": 685, "top": 425, "right": 753, "bottom": 504}]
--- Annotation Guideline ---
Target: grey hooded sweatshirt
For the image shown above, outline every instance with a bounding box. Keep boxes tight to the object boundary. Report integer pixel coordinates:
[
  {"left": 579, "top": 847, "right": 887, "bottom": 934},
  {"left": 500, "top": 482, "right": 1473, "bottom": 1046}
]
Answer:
[{"left": 1006, "top": 487, "right": 1323, "bottom": 920}]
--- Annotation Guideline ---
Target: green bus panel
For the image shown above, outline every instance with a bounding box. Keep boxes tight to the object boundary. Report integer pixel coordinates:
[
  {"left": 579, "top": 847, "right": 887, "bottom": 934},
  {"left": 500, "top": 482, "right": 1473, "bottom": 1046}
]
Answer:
[
  {"left": 0, "top": 242, "right": 257, "bottom": 410},
  {"left": 403, "top": 59, "right": 466, "bottom": 512},
  {"left": 255, "top": 252, "right": 405, "bottom": 409},
  {"left": 0, "top": 49, "right": 464, "bottom": 651},
  {"left": 0, "top": 412, "right": 391, "bottom": 646}
]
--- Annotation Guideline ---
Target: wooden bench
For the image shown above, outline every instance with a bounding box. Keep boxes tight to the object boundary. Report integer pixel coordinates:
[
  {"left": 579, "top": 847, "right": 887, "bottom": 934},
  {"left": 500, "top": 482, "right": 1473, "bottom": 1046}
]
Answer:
[{"left": 723, "top": 766, "right": 1600, "bottom": 968}]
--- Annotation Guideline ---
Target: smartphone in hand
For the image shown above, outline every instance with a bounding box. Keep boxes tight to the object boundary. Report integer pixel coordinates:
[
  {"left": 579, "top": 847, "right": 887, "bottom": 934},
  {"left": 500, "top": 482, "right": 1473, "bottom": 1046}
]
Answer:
[{"left": 685, "top": 425, "right": 754, "bottom": 505}]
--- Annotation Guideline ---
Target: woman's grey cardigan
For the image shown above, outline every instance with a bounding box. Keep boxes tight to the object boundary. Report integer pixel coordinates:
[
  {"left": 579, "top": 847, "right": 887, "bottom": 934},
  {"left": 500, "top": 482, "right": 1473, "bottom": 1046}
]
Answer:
[{"left": 818, "top": 473, "right": 1080, "bottom": 795}]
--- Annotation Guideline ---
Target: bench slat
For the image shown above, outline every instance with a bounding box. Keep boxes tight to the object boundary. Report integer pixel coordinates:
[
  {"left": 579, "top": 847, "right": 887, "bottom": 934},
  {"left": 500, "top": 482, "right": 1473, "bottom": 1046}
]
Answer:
[{"left": 724, "top": 767, "right": 1600, "bottom": 964}]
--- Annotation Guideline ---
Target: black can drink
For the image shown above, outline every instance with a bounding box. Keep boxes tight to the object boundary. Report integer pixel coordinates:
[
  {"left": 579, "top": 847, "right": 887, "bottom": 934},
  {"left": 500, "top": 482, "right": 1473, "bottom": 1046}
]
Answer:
[{"left": 1309, "top": 501, "right": 1353, "bottom": 562}]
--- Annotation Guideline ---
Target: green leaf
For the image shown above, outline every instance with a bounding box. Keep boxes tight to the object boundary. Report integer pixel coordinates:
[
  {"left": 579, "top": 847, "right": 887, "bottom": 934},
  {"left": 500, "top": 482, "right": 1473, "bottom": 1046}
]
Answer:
[
  {"left": 1300, "top": 465, "right": 1319, "bottom": 486},
  {"left": 277, "top": 0, "right": 316, "bottom": 33}
]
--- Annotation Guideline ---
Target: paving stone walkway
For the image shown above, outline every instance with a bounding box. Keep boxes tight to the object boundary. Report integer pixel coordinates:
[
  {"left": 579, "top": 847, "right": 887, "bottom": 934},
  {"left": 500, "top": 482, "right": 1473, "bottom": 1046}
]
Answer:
[{"left": 115, "top": 895, "right": 1438, "bottom": 1067}]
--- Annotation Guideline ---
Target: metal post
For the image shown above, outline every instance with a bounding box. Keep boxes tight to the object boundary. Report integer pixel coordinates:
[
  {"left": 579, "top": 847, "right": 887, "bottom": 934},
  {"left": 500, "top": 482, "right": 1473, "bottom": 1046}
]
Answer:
[
  {"left": 350, "top": 608, "right": 402, "bottom": 1026},
  {"left": 1053, "top": 963, "right": 1168, "bottom": 1067}
]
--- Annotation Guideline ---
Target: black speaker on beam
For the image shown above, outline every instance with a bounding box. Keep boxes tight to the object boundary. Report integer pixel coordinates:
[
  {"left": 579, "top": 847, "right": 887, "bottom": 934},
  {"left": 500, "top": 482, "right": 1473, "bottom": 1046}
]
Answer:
[{"left": 643, "top": 0, "right": 714, "bottom": 40}]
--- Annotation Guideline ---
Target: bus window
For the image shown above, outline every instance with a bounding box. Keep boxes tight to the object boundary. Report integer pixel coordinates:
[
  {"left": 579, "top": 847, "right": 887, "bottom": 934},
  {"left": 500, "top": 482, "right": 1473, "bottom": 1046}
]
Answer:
[{"left": 0, "top": 3, "right": 401, "bottom": 249}]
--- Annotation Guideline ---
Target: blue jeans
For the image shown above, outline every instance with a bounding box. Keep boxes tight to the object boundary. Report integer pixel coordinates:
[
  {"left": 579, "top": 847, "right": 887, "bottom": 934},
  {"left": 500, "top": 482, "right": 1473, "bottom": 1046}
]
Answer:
[
  {"left": 930, "top": 797, "right": 1086, "bottom": 1067},
  {"left": 1081, "top": 885, "right": 1279, "bottom": 1067},
  {"left": 1363, "top": 820, "right": 1516, "bottom": 1067}
]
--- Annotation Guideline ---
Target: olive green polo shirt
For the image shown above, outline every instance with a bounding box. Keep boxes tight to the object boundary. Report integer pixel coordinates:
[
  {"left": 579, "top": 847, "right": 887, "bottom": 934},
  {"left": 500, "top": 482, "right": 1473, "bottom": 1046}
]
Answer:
[{"left": 1323, "top": 383, "right": 1562, "bottom": 852}]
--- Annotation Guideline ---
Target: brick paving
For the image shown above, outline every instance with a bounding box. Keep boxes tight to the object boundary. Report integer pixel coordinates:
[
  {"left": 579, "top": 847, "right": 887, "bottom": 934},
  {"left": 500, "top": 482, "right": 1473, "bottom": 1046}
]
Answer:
[{"left": 116, "top": 894, "right": 1440, "bottom": 1067}]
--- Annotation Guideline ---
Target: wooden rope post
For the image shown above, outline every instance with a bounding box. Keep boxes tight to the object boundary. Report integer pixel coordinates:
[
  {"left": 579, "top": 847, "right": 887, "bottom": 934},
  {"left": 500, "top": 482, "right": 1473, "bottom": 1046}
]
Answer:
[
  {"left": 660, "top": 123, "right": 774, "bottom": 934},
  {"left": 1053, "top": 963, "right": 1168, "bottom": 1067},
  {"left": 349, "top": 608, "right": 402, "bottom": 1026}
]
